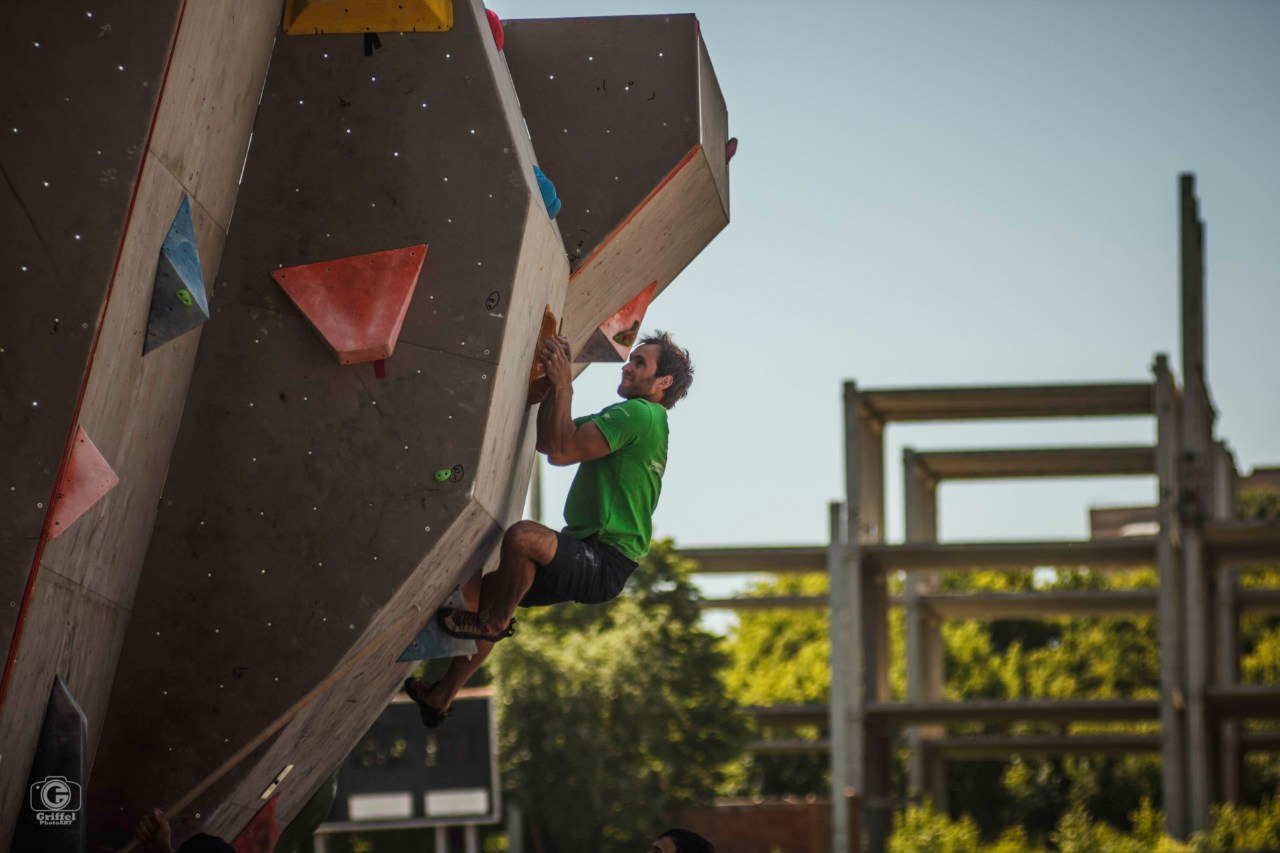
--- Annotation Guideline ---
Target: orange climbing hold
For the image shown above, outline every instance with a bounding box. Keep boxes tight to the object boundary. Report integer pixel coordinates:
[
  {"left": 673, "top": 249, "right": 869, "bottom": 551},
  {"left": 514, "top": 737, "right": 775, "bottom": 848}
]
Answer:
[
  {"left": 527, "top": 305, "right": 559, "bottom": 407},
  {"left": 574, "top": 281, "right": 656, "bottom": 363},
  {"left": 48, "top": 427, "right": 120, "bottom": 540},
  {"left": 272, "top": 245, "right": 427, "bottom": 365}
]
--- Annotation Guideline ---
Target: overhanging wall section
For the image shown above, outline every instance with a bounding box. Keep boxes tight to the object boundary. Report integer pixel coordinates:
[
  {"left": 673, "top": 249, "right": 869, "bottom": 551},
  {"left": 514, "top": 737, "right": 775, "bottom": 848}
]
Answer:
[{"left": 503, "top": 15, "right": 730, "bottom": 357}]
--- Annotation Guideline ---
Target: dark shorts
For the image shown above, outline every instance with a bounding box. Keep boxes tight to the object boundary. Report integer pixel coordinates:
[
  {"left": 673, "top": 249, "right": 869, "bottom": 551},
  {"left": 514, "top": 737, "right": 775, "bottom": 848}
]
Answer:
[{"left": 519, "top": 532, "right": 639, "bottom": 607}]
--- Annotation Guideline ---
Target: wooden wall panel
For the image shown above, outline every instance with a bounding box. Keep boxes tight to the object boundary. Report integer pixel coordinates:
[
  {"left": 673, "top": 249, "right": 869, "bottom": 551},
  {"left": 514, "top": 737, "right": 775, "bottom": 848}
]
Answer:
[
  {"left": 149, "top": 0, "right": 284, "bottom": 231},
  {"left": 698, "top": 37, "right": 730, "bottom": 220},
  {"left": 562, "top": 153, "right": 727, "bottom": 353},
  {"left": 473, "top": 199, "right": 570, "bottom": 523}
]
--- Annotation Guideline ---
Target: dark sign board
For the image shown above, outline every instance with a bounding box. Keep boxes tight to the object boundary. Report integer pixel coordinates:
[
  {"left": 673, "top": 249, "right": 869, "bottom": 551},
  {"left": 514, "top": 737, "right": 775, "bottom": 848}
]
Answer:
[{"left": 320, "top": 688, "right": 499, "bottom": 831}]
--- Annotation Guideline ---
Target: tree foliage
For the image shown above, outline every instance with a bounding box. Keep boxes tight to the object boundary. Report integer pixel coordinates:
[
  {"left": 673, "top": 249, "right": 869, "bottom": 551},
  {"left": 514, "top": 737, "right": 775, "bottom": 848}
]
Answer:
[{"left": 489, "top": 540, "right": 748, "bottom": 853}]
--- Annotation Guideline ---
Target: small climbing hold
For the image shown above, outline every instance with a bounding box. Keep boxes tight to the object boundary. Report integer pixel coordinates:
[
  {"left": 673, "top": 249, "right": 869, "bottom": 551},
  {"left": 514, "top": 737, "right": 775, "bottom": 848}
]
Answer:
[
  {"left": 272, "top": 244, "right": 427, "bottom": 365},
  {"left": 612, "top": 320, "right": 640, "bottom": 348},
  {"left": 576, "top": 282, "right": 656, "bottom": 364},
  {"left": 144, "top": 196, "right": 209, "bottom": 355},
  {"left": 49, "top": 427, "right": 120, "bottom": 539},
  {"left": 486, "top": 8, "right": 504, "bottom": 51},
  {"left": 485, "top": 290, "right": 501, "bottom": 310},
  {"left": 434, "top": 469, "right": 452, "bottom": 482},
  {"left": 527, "top": 305, "right": 559, "bottom": 407},
  {"left": 725, "top": 137, "right": 738, "bottom": 164},
  {"left": 449, "top": 464, "right": 464, "bottom": 483},
  {"left": 532, "top": 165, "right": 561, "bottom": 220}
]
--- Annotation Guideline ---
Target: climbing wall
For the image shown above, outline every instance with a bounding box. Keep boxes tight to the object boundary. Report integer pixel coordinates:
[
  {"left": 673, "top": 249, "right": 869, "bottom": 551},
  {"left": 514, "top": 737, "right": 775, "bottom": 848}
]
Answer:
[
  {"left": 502, "top": 15, "right": 730, "bottom": 357},
  {"left": 0, "top": 1, "right": 280, "bottom": 847},
  {"left": 86, "top": 2, "right": 568, "bottom": 844},
  {"left": 2, "top": 3, "right": 730, "bottom": 847}
]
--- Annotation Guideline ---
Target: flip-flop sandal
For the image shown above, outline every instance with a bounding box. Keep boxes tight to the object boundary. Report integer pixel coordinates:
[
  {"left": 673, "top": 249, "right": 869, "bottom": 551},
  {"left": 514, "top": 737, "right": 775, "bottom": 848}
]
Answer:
[
  {"left": 403, "top": 678, "right": 451, "bottom": 729},
  {"left": 436, "top": 606, "right": 517, "bottom": 643}
]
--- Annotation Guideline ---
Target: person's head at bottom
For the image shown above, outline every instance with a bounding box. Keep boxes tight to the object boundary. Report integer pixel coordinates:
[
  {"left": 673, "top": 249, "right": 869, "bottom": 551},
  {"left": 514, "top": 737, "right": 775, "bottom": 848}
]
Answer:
[
  {"left": 177, "top": 836, "right": 235, "bottom": 853},
  {"left": 650, "top": 828, "right": 714, "bottom": 853}
]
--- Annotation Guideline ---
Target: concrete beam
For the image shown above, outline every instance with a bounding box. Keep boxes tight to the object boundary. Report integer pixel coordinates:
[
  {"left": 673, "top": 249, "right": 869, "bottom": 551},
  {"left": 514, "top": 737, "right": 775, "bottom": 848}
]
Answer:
[
  {"left": 1206, "top": 686, "right": 1280, "bottom": 720},
  {"left": 1205, "top": 522, "right": 1280, "bottom": 563},
  {"left": 857, "top": 383, "right": 1155, "bottom": 423},
  {"left": 918, "top": 590, "right": 1157, "bottom": 619},
  {"left": 862, "top": 538, "right": 1156, "bottom": 573},
  {"left": 865, "top": 699, "right": 1161, "bottom": 725},
  {"left": 911, "top": 446, "right": 1156, "bottom": 481},
  {"left": 679, "top": 545, "right": 826, "bottom": 574}
]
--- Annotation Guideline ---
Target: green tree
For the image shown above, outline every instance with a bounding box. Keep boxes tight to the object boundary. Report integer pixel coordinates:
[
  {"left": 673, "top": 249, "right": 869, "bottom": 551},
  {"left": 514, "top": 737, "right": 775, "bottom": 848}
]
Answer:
[
  {"left": 721, "top": 574, "right": 831, "bottom": 795},
  {"left": 489, "top": 540, "right": 748, "bottom": 853}
]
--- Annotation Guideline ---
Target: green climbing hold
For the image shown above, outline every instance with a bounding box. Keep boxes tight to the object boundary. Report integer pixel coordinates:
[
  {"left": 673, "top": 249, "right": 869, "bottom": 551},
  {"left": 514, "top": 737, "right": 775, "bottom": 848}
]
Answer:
[{"left": 434, "top": 469, "right": 452, "bottom": 482}]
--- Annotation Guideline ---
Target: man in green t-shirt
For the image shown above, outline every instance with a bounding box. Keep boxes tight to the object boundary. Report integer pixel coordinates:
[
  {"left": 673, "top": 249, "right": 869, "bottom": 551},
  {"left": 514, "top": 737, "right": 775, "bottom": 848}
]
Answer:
[{"left": 404, "top": 330, "right": 694, "bottom": 728}]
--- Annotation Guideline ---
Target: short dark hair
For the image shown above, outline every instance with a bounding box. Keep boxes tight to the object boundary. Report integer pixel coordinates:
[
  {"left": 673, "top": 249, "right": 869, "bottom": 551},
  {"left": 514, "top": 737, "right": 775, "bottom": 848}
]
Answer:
[
  {"left": 638, "top": 331, "right": 693, "bottom": 409},
  {"left": 659, "top": 828, "right": 714, "bottom": 853}
]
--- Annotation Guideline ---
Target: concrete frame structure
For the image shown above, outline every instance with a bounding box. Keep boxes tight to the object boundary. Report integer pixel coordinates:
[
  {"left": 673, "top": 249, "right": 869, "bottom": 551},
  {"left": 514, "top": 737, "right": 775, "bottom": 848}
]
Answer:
[{"left": 688, "top": 175, "right": 1280, "bottom": 852}]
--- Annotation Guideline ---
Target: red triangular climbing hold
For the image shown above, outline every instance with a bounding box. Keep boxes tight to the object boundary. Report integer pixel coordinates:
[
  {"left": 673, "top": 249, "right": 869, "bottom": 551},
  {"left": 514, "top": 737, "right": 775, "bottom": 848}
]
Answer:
[
  {"left": 48, "top": 427, "right": 120, "bottom": 540},
  {"left": 271, "top": 245, "right": 427, "bottom": 365},
  {"left": 574, "top": 281, "right": 657, "bottom": 363},
  {"left": 232, "top": 796, "right": 279, "bottom": 853}
]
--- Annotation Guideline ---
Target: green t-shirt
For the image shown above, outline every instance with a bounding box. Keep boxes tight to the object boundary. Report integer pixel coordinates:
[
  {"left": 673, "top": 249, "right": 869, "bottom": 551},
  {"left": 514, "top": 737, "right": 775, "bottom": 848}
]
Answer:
[{"left": 562, "top": 398, "right": 668, "bottom": 562}]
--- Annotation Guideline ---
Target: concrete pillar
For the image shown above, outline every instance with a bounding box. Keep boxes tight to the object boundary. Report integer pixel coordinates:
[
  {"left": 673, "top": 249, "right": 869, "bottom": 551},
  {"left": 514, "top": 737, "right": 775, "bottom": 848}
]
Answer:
[
  {"left": 903, "top": 449, "right": 944, "bottom": 808},
  {"left": 844, "top": 382, "right": 891, "bottom": 852},
  {"left": 1179, "top": 173, "right": 1215, "bottom": 832},
  {"left": 1153, "top": 354, "right": 1187, "bottom": 837},
  {"left": 1212, "top": 441, "right": 1243, "bottom": 803},
  {"left": 828, "top": 501, "right": 852, "bottom": 853}
]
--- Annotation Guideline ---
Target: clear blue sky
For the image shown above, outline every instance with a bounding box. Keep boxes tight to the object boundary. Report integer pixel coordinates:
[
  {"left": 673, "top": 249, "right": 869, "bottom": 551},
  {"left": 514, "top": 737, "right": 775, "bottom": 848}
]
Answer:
[{"left": 512, "top": 1, "right": 1280, "bottom": 551}]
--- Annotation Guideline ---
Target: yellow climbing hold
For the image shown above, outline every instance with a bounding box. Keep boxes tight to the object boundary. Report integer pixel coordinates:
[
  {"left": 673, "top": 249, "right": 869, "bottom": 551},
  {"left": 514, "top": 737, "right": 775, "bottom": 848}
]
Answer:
[{"left": 283, "top": 0, "right": 453, "bottom": 35}]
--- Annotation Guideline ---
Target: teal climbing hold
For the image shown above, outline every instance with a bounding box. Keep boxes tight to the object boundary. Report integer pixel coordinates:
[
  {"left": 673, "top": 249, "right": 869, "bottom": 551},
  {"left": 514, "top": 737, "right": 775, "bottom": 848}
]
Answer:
[
  {"left": 143, "top": 196, "right": 209, "bottom": 355},
  {"left": 532, "top": 165, "right": 561, "bottom": 219}
]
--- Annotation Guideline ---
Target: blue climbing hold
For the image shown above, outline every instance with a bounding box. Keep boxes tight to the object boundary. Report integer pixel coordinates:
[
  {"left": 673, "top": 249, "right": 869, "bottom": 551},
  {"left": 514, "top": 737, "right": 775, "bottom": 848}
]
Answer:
[
  {"left": 532, "top": 164, "right": 560, "bottom": 220},
  {"left": 399, "top": 588, "right": 478, "bottom": 662},
  {"left": 143, "top": 197, "right": 209, "bottom": 355}
]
